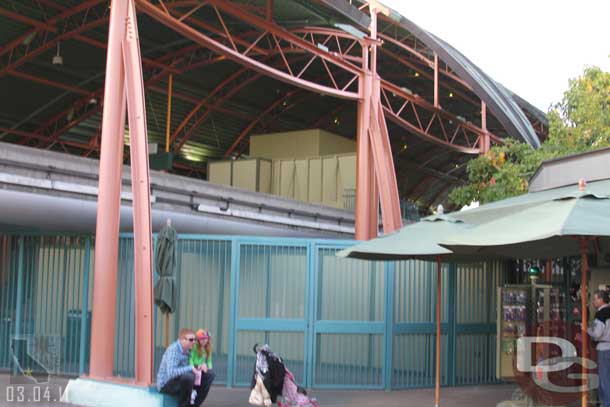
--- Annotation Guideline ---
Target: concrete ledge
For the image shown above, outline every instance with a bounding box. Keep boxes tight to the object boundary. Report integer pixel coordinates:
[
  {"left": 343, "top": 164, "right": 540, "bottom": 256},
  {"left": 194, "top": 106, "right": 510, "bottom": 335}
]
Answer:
[{"left": 61, "top": 378, "right": 177, "bottom": 407}]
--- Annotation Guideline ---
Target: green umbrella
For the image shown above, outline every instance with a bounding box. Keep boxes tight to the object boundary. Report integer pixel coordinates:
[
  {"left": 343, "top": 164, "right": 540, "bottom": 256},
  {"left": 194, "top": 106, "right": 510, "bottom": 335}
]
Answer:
[
  {"left": 440, "top": 193, "right": 610, "bottom": 259},
  {"left": 441, "top": 190, "right": 610, "bottom": 407},
  {"left": 451, "top": 178, "right": 610, "bottom": 225},
  {"left": 154, "top": 221, "right": 177, "bottom": 347},
  {"left": 336, "top": 214, "right": 474, "bottom": 261}
]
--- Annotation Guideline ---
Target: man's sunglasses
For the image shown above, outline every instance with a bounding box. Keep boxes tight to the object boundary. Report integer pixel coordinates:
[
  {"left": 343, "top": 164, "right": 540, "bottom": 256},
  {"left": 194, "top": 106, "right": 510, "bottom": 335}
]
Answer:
[{"left": 184, "top": 337, "right": 195, "bottom": 342}]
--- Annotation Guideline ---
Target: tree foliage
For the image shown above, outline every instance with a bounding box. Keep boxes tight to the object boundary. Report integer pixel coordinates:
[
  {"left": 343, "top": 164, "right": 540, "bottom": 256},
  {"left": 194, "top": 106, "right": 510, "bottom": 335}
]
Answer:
[{"left": 448, "top": 66, "right": 610, "bottom": 208}]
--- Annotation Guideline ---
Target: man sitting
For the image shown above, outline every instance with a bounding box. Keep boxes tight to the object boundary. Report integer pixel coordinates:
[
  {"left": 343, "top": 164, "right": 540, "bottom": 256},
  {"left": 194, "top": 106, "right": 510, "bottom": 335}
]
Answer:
[{"left": 157, "top": 328, "right": 214, "bottom": 407}]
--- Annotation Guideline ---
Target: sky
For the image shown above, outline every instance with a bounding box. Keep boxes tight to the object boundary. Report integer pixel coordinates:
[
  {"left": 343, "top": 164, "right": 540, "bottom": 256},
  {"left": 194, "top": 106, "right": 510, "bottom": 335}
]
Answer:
[{"left": 382, "top": 0, "right": 610, "bottom": 112}]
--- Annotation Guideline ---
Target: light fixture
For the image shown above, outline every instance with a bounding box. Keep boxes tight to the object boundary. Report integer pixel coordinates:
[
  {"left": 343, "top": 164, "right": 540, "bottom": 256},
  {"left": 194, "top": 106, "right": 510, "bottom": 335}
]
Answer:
[
  {"left": 88, "top": 97, "right": 97, "bottom": 105},
  {"left": 66, "top": 107, "right": 75, "bottom": 121},
  {"left": 22, "top": 32, "right": 36, "bottom": 46},
  {"left": 528, "top": 265, "right": 541, "bottom": 282},
  {"left": 414, "top": 72, "right": 420, "bottom": 78},
  {"left": 52, "top": 42, "right": 63, "bottom": 66},
  {"left": 317, "top": 43, "right": 329, "bottom": 53},
  {"left": 282, "top": 100, "right": 287, "bottom": 107},
  {"left": 333, "top": 117, "right": 339, "bottom": 125},
  {"left": 449, "top": 92, "right": 454, "bottom": 98}
]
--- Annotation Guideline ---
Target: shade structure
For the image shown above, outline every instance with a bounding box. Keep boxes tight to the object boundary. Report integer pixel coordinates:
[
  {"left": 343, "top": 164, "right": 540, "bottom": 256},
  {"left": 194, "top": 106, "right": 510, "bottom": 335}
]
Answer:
[
  {"left": 154, "top": 223, "right": 178, "bottom": 347},
  {"left": 450, "top": 179, "right": 610, "bottom": 225},
  {"left": 441, "top": 190, "right": 610, "bottom": 407},
  {"left": 440, "top": 193, "right": 610, "bottom": 258},
  {"left": 336, "top": 214, "right": 472, "bottom": 261}
]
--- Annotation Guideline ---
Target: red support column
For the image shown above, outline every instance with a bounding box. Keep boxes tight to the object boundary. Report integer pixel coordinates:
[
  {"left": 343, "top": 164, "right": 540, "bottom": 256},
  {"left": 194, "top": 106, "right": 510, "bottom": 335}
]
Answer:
[
  {"left": 580, "top": 237, "right": 590, "bottom": 407},
  {"left": 355, "top": 17, "right": 378, "bottom": 241},
  {"left": 89, "top": 0, "right": 128, "bottom": 381},
  {"left": 355, "top": 2, "right": 402, "bottom": 239},
  {"left": 434, "top": 53, "right": 439, "bottom": 108},
  {"left": 355, "top": 71, "right": 378, "bottom": 240},
  {"left": 123, "top": 0, "right": 154, "bottom": 385},
  {"left": 480, "top": 101, "right": 490, "bottom": 153},
  {"left": 367, "top": 6, "right": 402, "bottom": 233}
]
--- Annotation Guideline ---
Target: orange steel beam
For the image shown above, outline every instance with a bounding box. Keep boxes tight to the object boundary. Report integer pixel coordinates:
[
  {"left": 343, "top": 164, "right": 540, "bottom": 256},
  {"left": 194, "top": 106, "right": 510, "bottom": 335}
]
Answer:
[
  {"left": 122, "top": 0, "right": 154, "bottom": 383},
  {"left": 31, "top": 49, "right": 229, "bottom": 148},
  {"left": 136, "top": 0, "right": 361, "bottom": 100},
  {"left": 89, "top": 0, "right": 128, "bottom": 381},
  {"left": 0, "top": 0, "right": 109, "bottom": 76},
  {"left": 7, "top": 69, "right": 89, "bottom": 95},
  {"left": 0, "top": 7, "right": 58, "bottom": 31}
]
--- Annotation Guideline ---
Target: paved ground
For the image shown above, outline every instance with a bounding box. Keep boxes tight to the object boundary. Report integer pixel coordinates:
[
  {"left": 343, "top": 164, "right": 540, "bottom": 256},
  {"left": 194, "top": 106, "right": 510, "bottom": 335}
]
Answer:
[{"left": 0, "top": 375, "right": 581, "bottom": 407}]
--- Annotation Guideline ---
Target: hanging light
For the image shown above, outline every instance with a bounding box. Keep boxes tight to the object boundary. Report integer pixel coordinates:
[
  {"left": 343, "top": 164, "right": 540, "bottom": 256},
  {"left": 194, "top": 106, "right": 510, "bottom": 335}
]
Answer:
[
  {"left": 528, "top": 265, "right": 541, "bottom": 282},
  {"left": 333, "top": 117, "right": 339, "bottom": 125},
  {"left": 414, "top": 72, "right": 420, "bottom": 78},
  {"left": 52, "top": 42, "right": 63, "bottom": 66},
  {"left": 448, "top": 92, "right": 454, "bottom": 98},
  {"left": 88, "top": 97, "right": 97, "bottom": 105}
]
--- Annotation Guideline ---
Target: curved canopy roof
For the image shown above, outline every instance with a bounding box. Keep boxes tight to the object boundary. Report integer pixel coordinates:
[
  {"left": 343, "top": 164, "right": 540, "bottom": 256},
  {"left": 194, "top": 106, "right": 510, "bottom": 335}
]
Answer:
[{"left": 0, "top": 0, "right": 547, "bottom": 210}]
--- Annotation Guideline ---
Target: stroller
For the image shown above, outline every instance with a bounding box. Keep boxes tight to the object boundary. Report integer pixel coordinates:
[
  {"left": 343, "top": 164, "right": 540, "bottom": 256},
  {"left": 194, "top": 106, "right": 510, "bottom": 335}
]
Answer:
[{"left": 249, "top": 344, "right": 319, "bottom": 407}]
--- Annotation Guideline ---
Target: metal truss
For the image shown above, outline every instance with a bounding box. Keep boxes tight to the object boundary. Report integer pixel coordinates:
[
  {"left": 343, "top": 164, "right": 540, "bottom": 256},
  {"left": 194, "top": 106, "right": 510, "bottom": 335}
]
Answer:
[{"left": 136, "top": 0, "right": 362, "bottom": 100}]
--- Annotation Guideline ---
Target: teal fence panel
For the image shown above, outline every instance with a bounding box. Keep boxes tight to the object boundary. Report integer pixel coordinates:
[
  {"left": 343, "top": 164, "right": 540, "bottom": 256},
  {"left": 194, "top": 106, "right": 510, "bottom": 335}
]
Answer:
[
  {"left": 1, "top": 232, "right": 514, "bottom": 390},
  {"left": 113, "top": 235, "right": 233, "bottom": 383},
  {"left": 0, "top": 235, "right": 92, "bottom": 377},
  {"left": 312, "top": 244, "right": 385, "bottom": 389},
  {"left": 233, "top": 240, "right": 309, "bottom": 387},
  {"left": 392, "top": 260, "right": 449, "bottom": 389},
  {"left": 173, "top": 237, "right": 232, "bottom": 384},
  {"left": 453, "top": 261, "right": 502, "bottom": 386}
]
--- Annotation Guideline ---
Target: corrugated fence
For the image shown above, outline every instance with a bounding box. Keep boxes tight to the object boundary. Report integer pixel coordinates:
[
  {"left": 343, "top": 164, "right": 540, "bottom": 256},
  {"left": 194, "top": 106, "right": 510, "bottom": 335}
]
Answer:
[{"left": 0, "top": 233, "right": 503, "bottom": 389}]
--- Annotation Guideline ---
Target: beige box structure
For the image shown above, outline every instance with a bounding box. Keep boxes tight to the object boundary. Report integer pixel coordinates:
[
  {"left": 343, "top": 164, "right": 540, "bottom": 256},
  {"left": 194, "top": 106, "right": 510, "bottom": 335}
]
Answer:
[
  {"left": 208, "top": 153, "right": 357, "bottom": 209},
  {"left": 270, "top": 153, "right": 356, "bottom": 208},
  {"left": 208, "top": 158, "right": 273, "bottom": 193},
  {"left": 249, "top": 129, "right": 356, "bottom": 159}
]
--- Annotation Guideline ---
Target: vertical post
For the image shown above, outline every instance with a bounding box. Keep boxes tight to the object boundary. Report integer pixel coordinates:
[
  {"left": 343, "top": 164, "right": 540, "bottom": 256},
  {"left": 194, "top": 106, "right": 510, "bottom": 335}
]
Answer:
[
  {"left": 13, "top": 237, "right": 24, "bottom": 375},
  {"left": 545, "top": 258, "right": 552, "bottom": 282},
  {"left": 266, "top": 0, "right": 273, "bottom": 21},
  {"left": 435, "top": 256, "right": 442, "bottom": 407},
  {"left": 480, "top": 101, "right": 490, "bottom": 154},
  {"left": 305, "top": 241, "right": 317, "bottom": 389},
  {"left": 579, "top": 237, "right": 589, "bottom": 407},
  {"left": 355, "top": 42, "right": 378, "bottom": 240},
  {"left": 227, "top": 239, "right": 240, "bottom": 388},
  {"left": 123, "top": 0, "right": 154, "bottom": 385},
  {"left": 367, "top": 4, "right": 402, "bottom": 233},
  {"left": 383, "top": 261, "right": 395, "bottom": 390},
  {"left": 434, "top": 54, "right": 439, "bottom": 108},
  {"left": 447, "top": 263, "right": 456, "bottom": 386},
  {"left": 165, "top": 74, "right": 173, "bottom": 153},
  {"left": 89, "top": 0, "right": 128, "bottom": 380},
  {"left": 79, "top": 237, "right": 91, "bottom": 375}
]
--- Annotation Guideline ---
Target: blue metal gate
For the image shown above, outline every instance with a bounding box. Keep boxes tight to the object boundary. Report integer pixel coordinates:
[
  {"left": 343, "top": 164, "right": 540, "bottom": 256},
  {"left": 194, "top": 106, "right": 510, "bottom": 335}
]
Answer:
[
  {"left": 0, "top": 233, "right": 506, "bottom": 389},
  {"left": 230, "top": 239, "right": 311, "bottom": 387}
]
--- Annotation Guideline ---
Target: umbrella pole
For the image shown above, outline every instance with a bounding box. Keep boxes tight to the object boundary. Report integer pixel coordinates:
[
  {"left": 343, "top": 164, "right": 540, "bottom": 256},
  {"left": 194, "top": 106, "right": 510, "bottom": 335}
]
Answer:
[
  {"left": 435, "top": 256, "right": 442, "bottom": 407},
  {"left": 165, "top": 313, "right": 169, "bottom": 348},
  {"left": 579, "top": 237, "right": 589, "bottom": 407}
]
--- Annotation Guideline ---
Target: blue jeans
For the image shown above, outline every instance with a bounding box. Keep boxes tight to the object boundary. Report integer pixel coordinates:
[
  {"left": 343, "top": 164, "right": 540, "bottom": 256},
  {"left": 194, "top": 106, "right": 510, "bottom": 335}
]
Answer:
[{"left": 599, "top": 350, "right": 610, "bottom": 407}]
